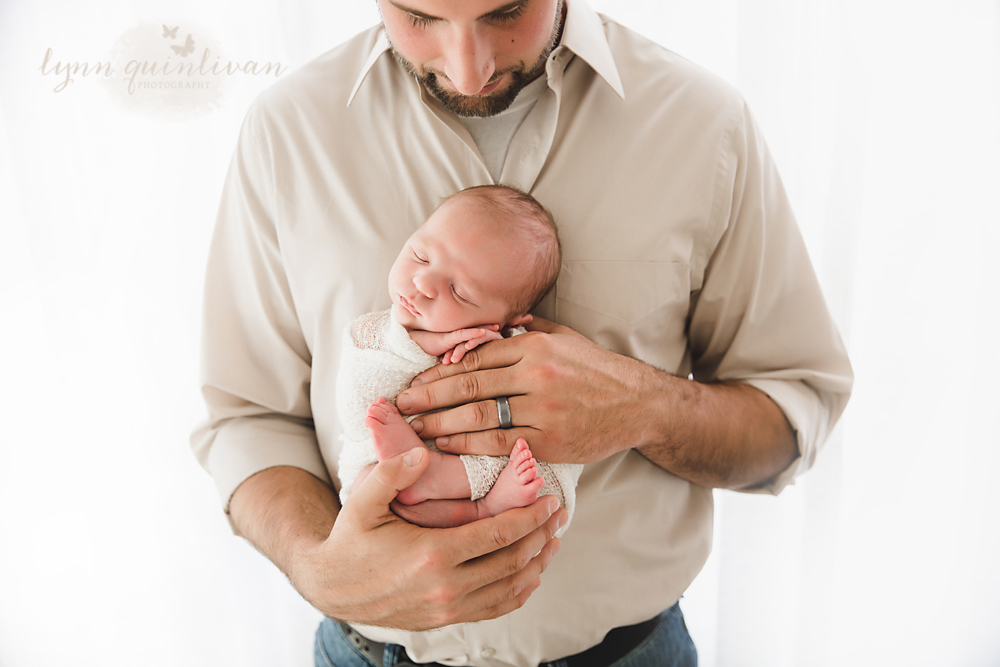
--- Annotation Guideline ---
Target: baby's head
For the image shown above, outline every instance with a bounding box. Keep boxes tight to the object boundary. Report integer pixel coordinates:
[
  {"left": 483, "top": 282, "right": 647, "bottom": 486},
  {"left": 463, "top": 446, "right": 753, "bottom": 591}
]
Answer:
[{"left": 389, "top": 185, "right": 561, "bottom": 333}]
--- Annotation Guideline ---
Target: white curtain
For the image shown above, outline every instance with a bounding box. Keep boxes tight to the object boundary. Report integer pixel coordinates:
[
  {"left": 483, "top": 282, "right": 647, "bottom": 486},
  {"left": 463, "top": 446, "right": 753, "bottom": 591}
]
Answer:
[{"left": 1, "top": 1, "right": 997, "bottom": 665}]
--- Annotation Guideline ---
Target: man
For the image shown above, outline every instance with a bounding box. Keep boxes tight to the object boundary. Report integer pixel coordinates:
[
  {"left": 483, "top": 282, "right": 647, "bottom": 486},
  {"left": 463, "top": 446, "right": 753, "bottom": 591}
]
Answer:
[{"left": 191, "top": 0, "right": 853, "bottom": 665}]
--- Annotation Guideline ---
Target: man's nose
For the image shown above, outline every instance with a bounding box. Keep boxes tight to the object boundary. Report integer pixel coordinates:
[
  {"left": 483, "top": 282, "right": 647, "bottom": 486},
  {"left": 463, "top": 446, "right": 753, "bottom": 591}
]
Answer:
[{"left": 442, "top": 26, "right": 495, "bottom": 95}]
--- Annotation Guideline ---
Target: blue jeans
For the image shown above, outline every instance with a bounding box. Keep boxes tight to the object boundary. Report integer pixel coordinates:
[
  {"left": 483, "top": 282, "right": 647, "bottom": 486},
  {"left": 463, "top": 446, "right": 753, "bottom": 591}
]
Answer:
[{"left": 314, "top": 602, "right": 697, "bottom": 667}]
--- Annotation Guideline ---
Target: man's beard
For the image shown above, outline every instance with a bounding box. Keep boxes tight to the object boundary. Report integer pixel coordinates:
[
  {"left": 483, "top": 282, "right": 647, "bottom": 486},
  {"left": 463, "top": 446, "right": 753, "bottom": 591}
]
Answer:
[{"left": 388, "top": 3, "right": 563, "bottom": 118}]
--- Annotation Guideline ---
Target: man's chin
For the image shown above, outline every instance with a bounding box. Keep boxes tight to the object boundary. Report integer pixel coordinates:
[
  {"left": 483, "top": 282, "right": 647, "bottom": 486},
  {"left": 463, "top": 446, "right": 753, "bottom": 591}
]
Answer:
[{"left": 425, "top": 73, "right": 527, "bottom": 118}]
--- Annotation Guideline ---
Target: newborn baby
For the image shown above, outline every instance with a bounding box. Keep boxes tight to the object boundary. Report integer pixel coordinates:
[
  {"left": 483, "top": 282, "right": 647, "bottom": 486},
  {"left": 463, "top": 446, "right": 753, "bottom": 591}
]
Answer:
[{"left": 336, "top": 184, "right": 583, "bottom": 531}]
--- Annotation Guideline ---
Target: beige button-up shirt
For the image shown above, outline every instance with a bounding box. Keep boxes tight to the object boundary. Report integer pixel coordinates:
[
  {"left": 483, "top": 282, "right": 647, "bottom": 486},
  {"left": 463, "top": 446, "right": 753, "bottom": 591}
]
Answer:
[{"left": 192, "top": 1, "right": 853, "bottom": 665}]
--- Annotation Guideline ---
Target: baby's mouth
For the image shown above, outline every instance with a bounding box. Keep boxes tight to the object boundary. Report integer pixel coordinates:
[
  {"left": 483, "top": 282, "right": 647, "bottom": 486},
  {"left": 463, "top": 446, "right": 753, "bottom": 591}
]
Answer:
[{"left": 400, "top": 295, "right": 420, "bottom": 316}]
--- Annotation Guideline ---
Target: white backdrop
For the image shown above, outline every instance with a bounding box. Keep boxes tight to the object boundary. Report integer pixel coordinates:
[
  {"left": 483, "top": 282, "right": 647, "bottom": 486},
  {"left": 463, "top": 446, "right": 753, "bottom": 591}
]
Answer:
[{"left": 1, "top": 1, "right": 998, "bottom": 666}]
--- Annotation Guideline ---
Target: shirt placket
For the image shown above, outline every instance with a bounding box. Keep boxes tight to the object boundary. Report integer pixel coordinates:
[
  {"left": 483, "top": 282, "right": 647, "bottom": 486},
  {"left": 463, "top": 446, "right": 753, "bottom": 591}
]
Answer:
[
  {"left": 462, "top": 612, "right": 514, "bottom": 667},
  {"left": 415, "top": 80, "right": 493, "bottom": 185},
  {"left": 499, "top": 50, "right": 573, "bottom": 192}
]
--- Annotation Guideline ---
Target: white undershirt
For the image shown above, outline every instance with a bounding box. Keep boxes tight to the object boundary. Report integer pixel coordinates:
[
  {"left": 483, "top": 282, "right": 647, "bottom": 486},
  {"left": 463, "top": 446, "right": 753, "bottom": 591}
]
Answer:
[{"left": 457, "top": 74, "right": 548, "bottom": 182}]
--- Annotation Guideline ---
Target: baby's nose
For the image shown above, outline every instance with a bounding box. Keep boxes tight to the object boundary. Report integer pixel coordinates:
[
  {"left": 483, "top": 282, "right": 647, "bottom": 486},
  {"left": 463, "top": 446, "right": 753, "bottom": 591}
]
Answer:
[{"left": 413, "top": 273, "right": 436, "bottom": 298}]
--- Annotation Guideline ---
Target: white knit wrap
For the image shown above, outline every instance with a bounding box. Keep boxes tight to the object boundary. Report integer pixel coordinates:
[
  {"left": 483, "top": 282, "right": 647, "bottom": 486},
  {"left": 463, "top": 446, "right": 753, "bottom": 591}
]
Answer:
[{"left": 336, "top": 309, "right": 582, "bottom": 532}]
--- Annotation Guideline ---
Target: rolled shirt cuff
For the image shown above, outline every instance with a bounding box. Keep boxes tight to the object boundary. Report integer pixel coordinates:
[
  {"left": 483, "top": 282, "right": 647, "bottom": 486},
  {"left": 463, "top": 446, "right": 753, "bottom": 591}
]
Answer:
[
  {"left": 738, "top": 378, "right": 835, "bottom": 495},
  {"left": 199, "top": 416, "right": 331, "bottom": 533}
]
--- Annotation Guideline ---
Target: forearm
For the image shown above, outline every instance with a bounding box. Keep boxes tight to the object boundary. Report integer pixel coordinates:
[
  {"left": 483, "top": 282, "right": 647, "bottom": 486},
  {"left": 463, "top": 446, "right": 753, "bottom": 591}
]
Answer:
[
  {"left": 228, "top": 466, "right": 340, "bottom": 584},
  {"left": 631, "top": 363, "right": 797, "bottom": 490}
]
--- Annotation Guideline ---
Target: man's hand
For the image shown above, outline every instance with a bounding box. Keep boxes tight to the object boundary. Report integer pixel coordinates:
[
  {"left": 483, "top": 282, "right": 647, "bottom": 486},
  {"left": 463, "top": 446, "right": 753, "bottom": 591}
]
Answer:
[
  {"left": 230, "top": 452, "right": 566, "bottom": 631},
  {"left": 393, "top": 317, "right": 798, "bottom": 489},
  {"left": 396, "top": 318, "right": 648, "bottom": 464}
]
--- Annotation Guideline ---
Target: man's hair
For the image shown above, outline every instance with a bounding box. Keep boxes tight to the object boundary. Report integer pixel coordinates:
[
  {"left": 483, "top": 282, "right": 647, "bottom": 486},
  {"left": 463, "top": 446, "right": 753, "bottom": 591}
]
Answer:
[{"left": 442, "top": 184, "right": 561, "bottom": 320}]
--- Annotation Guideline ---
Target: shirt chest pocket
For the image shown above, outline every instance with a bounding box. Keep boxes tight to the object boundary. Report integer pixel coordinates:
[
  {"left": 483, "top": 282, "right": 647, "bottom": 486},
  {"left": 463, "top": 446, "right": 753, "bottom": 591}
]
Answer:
[{"left": 553, "top": 260, "right": 691, "bottom": 369}]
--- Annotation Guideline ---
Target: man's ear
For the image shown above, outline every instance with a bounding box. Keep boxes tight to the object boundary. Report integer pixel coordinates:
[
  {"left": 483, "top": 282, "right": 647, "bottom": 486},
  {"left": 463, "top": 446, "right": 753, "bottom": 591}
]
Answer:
[{"left": 505, "top": 314, "right": 534, "bottom": 328}]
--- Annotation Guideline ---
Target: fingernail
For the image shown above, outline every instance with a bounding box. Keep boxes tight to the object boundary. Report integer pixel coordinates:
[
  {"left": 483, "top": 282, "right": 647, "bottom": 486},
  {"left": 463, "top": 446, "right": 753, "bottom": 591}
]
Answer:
[
  {"left": 397, "top": 393, "right": 411, "bottom": 410},
  {"left": 410, "top": 377, "right": 425, "bottom": 387},
  {"left": 402, "top": 447, "right": 423, "bottom": 467},
  {"left": 437, "top": 436, "right": 449, "bottom": 448},
  {"left": 551, "top": 539, "right": 562, "bottom": 557},
  {"left": 557, "top": 511, "right": 567, "bottom": 530},
  {"left": 547, "top": 498, "right": 559, "bottom": 515},
  {"left": 411, "top": 420, "right": 423, "bottom": 434}
]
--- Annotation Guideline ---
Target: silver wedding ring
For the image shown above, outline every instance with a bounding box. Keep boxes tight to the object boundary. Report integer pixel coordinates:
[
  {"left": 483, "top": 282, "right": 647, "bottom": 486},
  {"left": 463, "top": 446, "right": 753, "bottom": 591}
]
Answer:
[{"left": 496, "top": 396, "right": 513, "bottom": 429}]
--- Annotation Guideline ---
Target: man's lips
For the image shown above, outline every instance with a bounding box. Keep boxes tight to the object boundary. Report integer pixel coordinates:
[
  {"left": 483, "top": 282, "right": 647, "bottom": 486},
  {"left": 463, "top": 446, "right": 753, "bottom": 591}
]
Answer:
[
  {"left": 477, "top": 76, "right": 504, "bottom": 95},
  {"left": 440, "top": 73, "right": 505, "bottom": 96},
  {"left": 400, "top": 295, "right": 420, "bottom": 316}
]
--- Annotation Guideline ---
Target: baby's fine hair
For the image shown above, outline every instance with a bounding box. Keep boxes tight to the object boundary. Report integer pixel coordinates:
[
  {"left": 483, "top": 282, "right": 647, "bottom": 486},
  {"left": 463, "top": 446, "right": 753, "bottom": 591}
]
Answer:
[{"left": 442, "top": 184, "right": 561, "bottom": 320}]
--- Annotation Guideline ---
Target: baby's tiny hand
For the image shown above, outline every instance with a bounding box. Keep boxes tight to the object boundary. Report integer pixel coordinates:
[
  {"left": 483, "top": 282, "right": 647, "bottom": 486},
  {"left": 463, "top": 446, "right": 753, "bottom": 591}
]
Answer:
[
  {"left": 440, "top": 329, "right": 504, "bottom": 364},
  {"left": 409, "top": 325, "right": 502, "bottom": 358}
]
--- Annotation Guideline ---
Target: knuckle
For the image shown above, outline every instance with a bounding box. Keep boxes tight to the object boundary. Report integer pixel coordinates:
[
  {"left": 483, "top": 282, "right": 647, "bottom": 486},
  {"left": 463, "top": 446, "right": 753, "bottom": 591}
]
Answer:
[
  {"left": 428, "top": 583, "right": 459, "bottom": 607},
  {"left": 509, "top": 546, "right": 532, "bottom": 574},
  {"left": 460, "top": 349, "right": 483, "bottom": 372},
  {"left": 416, "top": 547, "right": 447, "bottom": 572},
  {"left": 472, "top": 401, "right": 491, "bottom": 428},
  {"left": 489, "top": 523, "right": 514, "bottom": 550},
  {"left": 527, "top": 331, "right": 552, "bottom": 351},
  {"left": 458, "top": 374, "right": 481, "bottom": 400},
  {"left": 532, "top": 361, "right": 559, "bottom": 384},
  {"left": 489, "top": 428, "right": 507, "bottom": 452},
  {"left": 500, "top": 579, "right": 523, "bottom": 609}
]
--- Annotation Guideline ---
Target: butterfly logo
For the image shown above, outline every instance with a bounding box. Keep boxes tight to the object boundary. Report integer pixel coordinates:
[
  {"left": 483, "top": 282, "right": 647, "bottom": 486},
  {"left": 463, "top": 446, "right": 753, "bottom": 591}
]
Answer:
[
  {"left": 171, "top": 34, "right": 195, "bottom": 57},
  {"left": 162, "top": 25, "right": 179, "bottom": 39}
]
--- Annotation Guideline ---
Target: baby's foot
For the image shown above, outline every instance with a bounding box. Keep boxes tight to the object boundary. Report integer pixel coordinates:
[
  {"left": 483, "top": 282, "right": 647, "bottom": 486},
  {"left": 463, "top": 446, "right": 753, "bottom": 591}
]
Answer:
[
  {"left": 480, "top": 439, "right": 544, "bottom": 517},
  {"left": 395, "top": 450, "right": 471, "bottom": 505},
  {"left": 367, "top": 397, "right": 423, "bottom": 461}
]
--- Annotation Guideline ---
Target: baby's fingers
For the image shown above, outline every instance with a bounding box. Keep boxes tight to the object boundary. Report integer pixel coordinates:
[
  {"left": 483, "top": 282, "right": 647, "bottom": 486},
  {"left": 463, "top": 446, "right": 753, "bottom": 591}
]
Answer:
[
  {"left": 447, "top": 328, "right": 492, "bottom": 347},
  {"left": 440, "top": 330, "right": 503, "bottom": 364},
  {"left": 465, "top": 331, "right": 504, "bottom": 349},
  {"left": 439, "top": 344, "right": 466, "bottom": 365},
  {"left": 449, "top": 345, "right": 470, "bottom": 364}
]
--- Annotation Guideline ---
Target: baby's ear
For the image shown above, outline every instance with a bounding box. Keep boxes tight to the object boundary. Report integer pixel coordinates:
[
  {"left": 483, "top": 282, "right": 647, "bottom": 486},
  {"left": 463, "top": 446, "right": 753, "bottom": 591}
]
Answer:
[{"left": 505, "top": 314, "right": 533, "bottom": 328}]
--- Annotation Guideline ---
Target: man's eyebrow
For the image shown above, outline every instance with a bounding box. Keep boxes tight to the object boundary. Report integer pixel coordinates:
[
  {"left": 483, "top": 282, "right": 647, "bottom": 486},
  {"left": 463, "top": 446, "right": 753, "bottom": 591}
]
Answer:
[
  {"left": 479, "top": 1, "right": 529, "bottom": 20},
  {"left": 388, "top": 0, "right": 527, "bottom": 22},
  {"left": 388, "top": 1, "right": 439, "bottom": 21}
]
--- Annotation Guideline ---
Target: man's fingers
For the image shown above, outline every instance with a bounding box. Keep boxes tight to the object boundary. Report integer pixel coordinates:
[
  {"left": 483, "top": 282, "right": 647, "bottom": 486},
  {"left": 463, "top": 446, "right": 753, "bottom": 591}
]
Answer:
[
  {"left": 449, "top": 508, "right": 566, "bottom": 621},
  {"left": 400, "top": 363, "right": 525, "bottom": 416},
  {"left": 522, "top": 316, "right": 578, "bottom": 336},
  {"left": 411, "top": 394, "right": 535, "bottom": 440},
  {"left": 434, "top": 426, "right": 536, "bottom": 456},
  {"left": 407, "top": 336, "right": 527, "bottom": 391},
  {"left": 459, "top": 505, "right": 565, "bottom": 584},
  {"left": 464, "top": 535, "right": 562, "bottom": 621},
  {"left": 448, "top": 495, "right": 561, "bottom": 563},
  {"left": 347, "top": 447, "right": 430, "bottom": 525}
]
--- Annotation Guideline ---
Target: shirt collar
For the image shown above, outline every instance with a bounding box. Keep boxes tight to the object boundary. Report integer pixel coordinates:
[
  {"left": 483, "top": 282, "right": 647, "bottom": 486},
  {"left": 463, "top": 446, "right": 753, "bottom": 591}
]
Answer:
[
  {"left": 557, "top": 0, "right": 624, "bottom": 98},
  {"left": 347, "top": 29, "right": 392, "bottom": 106},
  {"left": 346, "top": 0, "right": 625, "bottom": 107}
]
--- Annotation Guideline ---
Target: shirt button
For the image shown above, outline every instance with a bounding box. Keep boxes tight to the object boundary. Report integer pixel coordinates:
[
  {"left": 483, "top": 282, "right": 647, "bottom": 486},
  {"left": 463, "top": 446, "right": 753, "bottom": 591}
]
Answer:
[{"left": 480, "top": 647, "right": 496, "bottom": 659}]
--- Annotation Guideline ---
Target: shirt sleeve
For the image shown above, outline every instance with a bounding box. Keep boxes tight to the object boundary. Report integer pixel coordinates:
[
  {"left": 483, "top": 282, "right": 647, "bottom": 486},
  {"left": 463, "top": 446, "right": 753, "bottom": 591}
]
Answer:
[
  {"left": 190, "top": 101, "right": 330, "bottom": 530},
  {"left": 688, "top": 100, "right": 854, "bottom": 495}
]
